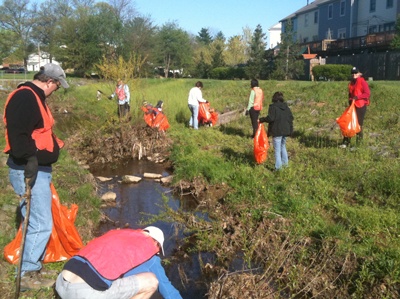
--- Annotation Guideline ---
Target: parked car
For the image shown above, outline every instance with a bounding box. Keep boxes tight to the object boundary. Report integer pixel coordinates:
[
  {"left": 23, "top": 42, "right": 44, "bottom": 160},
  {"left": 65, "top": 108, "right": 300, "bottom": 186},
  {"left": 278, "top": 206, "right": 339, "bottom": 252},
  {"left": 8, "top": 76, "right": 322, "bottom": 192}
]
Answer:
[{"left": 4, "top": 68, "right": 26, "bottom": 74}]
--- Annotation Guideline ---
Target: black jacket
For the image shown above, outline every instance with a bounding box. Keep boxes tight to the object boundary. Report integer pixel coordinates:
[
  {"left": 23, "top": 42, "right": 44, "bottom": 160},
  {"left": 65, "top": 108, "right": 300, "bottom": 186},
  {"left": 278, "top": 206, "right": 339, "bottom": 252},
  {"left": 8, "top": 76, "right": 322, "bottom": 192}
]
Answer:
[
  {"left": 4, "top": 82, "right": 60, "bottom": 167},
  {"left": 260, "top": 101, "right": 294, "bottom": 137}
]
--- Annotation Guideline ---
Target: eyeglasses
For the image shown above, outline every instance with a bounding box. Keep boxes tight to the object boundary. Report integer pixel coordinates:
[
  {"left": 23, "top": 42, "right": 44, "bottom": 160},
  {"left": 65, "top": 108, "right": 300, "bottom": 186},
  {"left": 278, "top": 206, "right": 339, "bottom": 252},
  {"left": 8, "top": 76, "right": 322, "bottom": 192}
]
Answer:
[{"left": 52, "top": 80, "right": 61, "bottom": 91}]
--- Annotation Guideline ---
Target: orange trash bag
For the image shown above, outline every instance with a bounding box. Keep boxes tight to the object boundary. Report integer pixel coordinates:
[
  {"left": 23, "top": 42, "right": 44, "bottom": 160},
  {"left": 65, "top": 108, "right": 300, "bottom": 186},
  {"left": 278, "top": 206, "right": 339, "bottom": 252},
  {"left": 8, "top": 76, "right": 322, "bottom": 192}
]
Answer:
[
  {"left": 141, "top": 105, "right": 170, "bottom": 131},
  {"left": 254, "top": 123, "right": 269, "bottom": 164},
  {"left": 336, "top": 101, "right": 361, "bottom": 138},
  {"left": 198, "top": 102, "right": 219, "bottom": 126},
  {"left": 4, "top": 183, "right": 83, "bottom": 264},
  {"left": 153, "top": 112, "right": 170, "bottom": 132}
]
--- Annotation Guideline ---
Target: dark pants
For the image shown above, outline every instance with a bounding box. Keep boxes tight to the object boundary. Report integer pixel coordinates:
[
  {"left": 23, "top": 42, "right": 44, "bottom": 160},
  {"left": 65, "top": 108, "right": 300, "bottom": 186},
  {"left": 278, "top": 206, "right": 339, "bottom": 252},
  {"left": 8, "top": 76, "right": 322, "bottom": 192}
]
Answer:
[
  {"left": 118, "top": 103, "right": 130, "bottom": 118},
  {"left": 249, "top": 107, "right": 260, "bottom": 138},
  {"left": 343, "top": 104, "right": 367, "bottom": 145}
]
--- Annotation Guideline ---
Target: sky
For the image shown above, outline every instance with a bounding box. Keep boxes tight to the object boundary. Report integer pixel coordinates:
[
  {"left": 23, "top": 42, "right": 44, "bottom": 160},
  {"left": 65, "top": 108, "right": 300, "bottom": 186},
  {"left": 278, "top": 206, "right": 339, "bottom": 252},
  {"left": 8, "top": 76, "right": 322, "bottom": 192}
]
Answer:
[{"left": 134, "top": 0, "right": 307, "bottom": 40}]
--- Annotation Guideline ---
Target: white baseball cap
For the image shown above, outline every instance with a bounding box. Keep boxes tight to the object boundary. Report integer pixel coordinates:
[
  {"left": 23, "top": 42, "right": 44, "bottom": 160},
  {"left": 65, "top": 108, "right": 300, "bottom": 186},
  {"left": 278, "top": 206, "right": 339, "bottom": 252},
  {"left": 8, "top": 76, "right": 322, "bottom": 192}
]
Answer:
[{"left": 144, "top": 226, "right": 165, "bottom": 255}]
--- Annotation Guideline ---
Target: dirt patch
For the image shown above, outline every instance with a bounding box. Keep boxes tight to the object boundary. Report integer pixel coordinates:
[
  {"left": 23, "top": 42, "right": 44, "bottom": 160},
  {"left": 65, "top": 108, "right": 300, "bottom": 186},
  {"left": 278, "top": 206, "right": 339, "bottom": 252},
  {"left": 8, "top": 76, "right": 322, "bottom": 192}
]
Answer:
[{"left": 65, "top": 122, "right": 173, "bottom": 167}]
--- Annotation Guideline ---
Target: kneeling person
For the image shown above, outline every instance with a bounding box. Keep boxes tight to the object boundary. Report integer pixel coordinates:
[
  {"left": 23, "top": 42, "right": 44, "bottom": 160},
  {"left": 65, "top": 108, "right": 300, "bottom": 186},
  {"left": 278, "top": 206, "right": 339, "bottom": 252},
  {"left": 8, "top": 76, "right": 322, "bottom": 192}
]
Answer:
[{"left": 55, "top": 226, "right": 182, "bottom": 299}]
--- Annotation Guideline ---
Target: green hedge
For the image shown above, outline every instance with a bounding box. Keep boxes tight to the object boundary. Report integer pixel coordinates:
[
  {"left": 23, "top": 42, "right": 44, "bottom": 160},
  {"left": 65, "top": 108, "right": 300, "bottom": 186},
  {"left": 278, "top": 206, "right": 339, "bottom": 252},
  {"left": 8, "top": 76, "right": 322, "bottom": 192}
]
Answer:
[
  {"left": 209, "top": 66, "right": 247, "bottom": 80},
  {"left": 312, "top": 64, "right": 352, "bottom": 81}
]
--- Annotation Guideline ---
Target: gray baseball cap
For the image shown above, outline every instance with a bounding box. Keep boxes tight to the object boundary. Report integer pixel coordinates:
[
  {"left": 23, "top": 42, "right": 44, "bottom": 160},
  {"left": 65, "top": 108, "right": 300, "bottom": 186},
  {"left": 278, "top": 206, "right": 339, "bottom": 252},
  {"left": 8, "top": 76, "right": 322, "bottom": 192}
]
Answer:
[{"left": 42, "top": 63, "right": 69, "bottom": 88}]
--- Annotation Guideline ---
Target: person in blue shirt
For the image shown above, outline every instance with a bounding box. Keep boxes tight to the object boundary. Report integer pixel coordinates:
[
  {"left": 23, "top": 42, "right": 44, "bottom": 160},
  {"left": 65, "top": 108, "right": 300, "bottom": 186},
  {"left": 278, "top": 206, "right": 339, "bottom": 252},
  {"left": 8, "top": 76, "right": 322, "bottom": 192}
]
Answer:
[{"left": 55, "top": 226, "right": 182, "bottom": 299}]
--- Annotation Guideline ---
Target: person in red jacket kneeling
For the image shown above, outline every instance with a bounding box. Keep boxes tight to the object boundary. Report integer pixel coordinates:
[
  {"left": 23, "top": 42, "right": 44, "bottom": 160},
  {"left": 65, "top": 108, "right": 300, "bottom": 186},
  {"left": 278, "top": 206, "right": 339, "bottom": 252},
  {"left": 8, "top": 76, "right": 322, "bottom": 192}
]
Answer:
[{"left": 55, "top": 226, "right": 182, "bottom": 299}]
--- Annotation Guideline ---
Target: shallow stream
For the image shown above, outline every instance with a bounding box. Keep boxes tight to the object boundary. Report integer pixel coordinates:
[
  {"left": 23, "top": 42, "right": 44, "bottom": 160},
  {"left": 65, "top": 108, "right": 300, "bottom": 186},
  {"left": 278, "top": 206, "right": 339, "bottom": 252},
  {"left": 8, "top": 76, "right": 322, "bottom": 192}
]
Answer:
[{"left": 90, "top": 159, "right": 210, "bottom": 299}]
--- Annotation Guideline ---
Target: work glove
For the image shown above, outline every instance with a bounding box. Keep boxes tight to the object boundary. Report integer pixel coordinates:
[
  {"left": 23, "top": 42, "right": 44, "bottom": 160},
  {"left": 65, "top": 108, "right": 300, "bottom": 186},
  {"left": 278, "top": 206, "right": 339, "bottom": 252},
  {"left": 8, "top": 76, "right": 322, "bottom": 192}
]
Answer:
[
  {"left": 259, "top": 117, "right": 267, "bottom": 123},
  {"left": 245, "top": 110, "right": 249, "bottom": 116},
  {"left": 24, "top": 156, "right": 38, "bottom": 187}
]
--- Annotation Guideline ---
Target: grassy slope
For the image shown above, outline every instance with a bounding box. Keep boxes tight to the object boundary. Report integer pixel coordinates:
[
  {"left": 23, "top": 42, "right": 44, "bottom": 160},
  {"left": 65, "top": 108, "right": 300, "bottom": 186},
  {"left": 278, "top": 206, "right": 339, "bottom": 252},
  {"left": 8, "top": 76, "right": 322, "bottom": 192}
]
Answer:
[
  {"left": 159, "top": 79, "right": 400, "bottom": 296},
  {"left": 0, "top": 78, "right": 399, "bottom": 297}
]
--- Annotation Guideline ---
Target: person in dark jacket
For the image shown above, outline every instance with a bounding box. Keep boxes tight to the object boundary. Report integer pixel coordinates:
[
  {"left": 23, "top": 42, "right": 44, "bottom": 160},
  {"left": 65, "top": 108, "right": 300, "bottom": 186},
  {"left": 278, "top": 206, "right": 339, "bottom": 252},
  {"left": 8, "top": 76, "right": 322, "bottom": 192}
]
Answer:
[
  {"left": 259, "top": 91, "right": 294, "bottom": 170},
  {"left": 3, "top": 63, "right": 69, "bottom": 290}
]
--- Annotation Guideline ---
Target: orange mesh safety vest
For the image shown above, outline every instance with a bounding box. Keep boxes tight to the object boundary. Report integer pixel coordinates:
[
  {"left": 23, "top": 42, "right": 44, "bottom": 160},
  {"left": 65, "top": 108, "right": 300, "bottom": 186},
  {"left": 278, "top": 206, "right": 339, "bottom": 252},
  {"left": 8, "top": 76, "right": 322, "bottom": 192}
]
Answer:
[
  {"left": 3, "top": 86, "right": 64, "bottom": 153},
  {"left": 115, "top": 85, "right": 126, "bottom": 102},
  {"left": 253, "top": 87, "right": 264, "bottom": 111},
  {"left": 77, "top": 229, "right": 159, "bottom": 280}
]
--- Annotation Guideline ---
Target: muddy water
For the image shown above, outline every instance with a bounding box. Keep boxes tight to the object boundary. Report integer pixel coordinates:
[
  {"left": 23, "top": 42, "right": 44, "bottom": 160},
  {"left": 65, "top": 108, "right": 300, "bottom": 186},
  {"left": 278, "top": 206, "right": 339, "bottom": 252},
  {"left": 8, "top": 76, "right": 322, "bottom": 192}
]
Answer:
[{"left": 90, "top": 159, "right": 210, "bottom": 299}]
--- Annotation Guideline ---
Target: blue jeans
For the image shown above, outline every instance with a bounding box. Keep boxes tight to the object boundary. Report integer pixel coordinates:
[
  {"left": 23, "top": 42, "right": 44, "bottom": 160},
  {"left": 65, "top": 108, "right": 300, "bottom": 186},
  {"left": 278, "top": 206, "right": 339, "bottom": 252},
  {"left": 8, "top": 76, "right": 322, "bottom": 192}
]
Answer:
[
  {"left": 188, "top": 104, "right": 199, "bottom": 129},
  {"left": 125, "top": 256, "right": 182, "bottom": 299},
  {"left": 9, "top": 168, "right": 53, "bottom": 275},
  {"left": 58, "top": 255, "right": 182, "bottom": 299},
  {"left": 272, "top": 136, "right": 288, "bottom": 170}
]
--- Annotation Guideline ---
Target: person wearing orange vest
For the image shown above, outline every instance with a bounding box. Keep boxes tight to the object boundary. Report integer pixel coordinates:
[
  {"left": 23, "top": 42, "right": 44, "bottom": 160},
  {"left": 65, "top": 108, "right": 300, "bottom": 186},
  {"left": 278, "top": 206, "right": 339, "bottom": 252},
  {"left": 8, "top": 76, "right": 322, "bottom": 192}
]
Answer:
[
  {"left": 55, "top": 227, "right": 183, "bottom": 299},
  {"left": 340, "top": 66, "right": 371, "bottom": 148},
  {"left": 109, "top": 79, "right": 130, "bottom": 118},
  {"left": 3, "top": 63, "right": 69, "bottom": 290},
  {"left": 246, "top": 79, "right": 264, "bottom": 138}
]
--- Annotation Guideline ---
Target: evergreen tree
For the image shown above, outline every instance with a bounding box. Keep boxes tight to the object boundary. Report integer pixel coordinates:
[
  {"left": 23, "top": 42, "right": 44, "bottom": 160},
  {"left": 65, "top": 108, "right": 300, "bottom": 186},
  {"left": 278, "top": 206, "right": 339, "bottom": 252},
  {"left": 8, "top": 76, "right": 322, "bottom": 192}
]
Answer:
[
  {"left": 245, "top": 24, "right": 267, "bottom": 79},
  {"left": 194, "top": 51, "right": 211, "bottom": 78},
  {"left": 390, "top": 15, "right": 400, "bottom": 49},
  {"left": 272, "top": 19, "right": 304, "bottom": 80},
  {"left": 196, "top": 28, "right": 213, "bottom": 45},
  {"left": 211, "top": 39, "right": 225, "bottom": 68}
]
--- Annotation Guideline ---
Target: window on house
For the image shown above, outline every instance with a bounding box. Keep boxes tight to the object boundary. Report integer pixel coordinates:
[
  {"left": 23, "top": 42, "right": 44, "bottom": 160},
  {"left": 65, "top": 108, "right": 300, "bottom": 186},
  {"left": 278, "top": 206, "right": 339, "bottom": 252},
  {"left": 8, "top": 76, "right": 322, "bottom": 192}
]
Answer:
[
  {"left": 338, "top": 28, "right": 346, "bottom": 39},
  {"left": 314, "top": 11, "right": 318, "bottom": 24},
  {"left": 384, "top": 22, "right": 395, "bottom": 31},
  {"left": 387, "top": 0, "right": 393, "bottom": 8},
  {"left": 328, "top": 4, "right": 333, "bottom": 19},
  {"left": 368, "top": 25, "right": 377, "bottom": 34},
  {"left": 340, "top": 0, "right": 346, "bottom": 16},
  {"left": 370, "top": 0, "right": 376, "bottom": 12},
  {"left": 326, "top": 29, "right": 334, "bottom": 39}
]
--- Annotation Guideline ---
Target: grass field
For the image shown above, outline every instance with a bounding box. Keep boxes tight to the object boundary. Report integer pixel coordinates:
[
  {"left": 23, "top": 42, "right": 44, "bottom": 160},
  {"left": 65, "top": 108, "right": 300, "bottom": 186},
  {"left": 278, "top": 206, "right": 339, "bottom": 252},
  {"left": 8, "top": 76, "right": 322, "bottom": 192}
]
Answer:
[{"left": 0, "top": 77, "right": 399, "bottom": 298}]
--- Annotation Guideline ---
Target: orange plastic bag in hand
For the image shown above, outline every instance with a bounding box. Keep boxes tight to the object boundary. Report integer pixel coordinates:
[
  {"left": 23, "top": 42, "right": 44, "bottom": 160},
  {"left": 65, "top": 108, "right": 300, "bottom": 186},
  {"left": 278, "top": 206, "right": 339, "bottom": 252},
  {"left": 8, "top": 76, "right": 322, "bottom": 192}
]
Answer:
[
  {"left": 254, "top": 123, "right": 269, "bottom": 164},
  {"left": 4, "top": 183, "right": 83, "bottom": 264},
  {"left": 336, "top": 101, "right": 361, "bottom": 138},
  {"left": 153, "top": 113, "right": 170, "bottom": 132},
  {"left": 198, "top": 102, "right": 212, "bottom": 124}
]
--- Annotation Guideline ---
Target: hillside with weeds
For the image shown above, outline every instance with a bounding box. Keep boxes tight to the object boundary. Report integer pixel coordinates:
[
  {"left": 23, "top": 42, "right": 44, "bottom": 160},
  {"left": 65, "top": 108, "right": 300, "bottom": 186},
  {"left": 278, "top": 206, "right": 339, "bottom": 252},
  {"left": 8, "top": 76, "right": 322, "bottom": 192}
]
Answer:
[
  {"left": 0, "top": 78, "right": 399, "bottom": 298},
  {"left": 165, "top": 79, "right": 400, "bottom": 298}
]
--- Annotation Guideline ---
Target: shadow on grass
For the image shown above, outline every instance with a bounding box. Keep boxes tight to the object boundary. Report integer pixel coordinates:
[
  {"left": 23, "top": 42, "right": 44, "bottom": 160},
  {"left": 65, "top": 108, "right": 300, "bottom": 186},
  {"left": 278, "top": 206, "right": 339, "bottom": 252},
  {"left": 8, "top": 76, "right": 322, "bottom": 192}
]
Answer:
[
  {"left": 220, "top": 147, "right": 274, "bottom": 171},
  {"left": 294, "top": 130, "right": 340, "bottom": 149},
  {"left": 217, "top": 124, "right": 247, "bottom": 138}
]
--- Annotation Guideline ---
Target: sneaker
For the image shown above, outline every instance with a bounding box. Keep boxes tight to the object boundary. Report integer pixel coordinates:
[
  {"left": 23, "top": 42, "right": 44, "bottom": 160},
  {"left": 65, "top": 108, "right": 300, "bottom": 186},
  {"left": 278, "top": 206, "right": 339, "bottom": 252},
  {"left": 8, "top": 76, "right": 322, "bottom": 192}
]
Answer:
[
  {"left": 20, "top": 271, "right": 55, "bottom": 291},
  {"left": 339, "top": 144, "right": 347, "bottom": 149}
]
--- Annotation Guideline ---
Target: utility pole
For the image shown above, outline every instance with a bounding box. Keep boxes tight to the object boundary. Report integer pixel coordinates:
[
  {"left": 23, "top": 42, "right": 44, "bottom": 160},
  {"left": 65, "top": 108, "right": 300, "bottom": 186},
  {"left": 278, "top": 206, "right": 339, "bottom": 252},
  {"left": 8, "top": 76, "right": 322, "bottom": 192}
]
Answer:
[
  {"left": 285, "top": 45, "right": 289, "bottom": 80},
  {"left": 38, "top": 43, "right": 41, "bottom": 71}
]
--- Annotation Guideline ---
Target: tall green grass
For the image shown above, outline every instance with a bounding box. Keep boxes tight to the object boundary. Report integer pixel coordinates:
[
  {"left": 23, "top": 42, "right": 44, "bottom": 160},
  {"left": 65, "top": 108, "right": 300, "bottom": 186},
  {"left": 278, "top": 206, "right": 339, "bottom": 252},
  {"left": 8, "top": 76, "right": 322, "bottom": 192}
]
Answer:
[
  {"left": 143, "top": 79, "right": 400, "bottom": 296},
  {"left": 0, "top": 78, "right": 399, "bottom": 297}
]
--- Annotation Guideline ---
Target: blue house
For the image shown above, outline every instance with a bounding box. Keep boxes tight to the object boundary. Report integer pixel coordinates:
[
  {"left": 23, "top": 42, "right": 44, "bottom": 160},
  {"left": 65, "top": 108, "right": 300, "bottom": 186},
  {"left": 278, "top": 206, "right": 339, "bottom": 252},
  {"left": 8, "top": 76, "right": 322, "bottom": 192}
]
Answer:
[{"left": 280, "top": 0, "right": 399, "bottom": 52}]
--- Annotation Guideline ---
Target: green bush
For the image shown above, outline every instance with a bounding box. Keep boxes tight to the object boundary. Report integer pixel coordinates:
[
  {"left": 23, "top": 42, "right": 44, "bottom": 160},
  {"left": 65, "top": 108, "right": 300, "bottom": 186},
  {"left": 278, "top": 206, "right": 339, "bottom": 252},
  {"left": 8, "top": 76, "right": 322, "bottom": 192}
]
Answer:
[
  {"left": 209, "top": 66, "right": 247, "bottom": 80},
  {"left": 209, "top": 67, "right": 231, "bottom": 79},
  {"left": 312, "top": 64, "right": 353, "bottom": 81}
]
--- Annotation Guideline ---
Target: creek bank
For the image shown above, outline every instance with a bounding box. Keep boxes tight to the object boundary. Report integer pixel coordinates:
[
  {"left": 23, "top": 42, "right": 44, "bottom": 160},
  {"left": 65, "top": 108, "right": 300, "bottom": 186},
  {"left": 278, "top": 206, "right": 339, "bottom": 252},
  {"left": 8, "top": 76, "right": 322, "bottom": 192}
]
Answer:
[{"left": 66, "top": 123, "right": 354, "bottom": 298}]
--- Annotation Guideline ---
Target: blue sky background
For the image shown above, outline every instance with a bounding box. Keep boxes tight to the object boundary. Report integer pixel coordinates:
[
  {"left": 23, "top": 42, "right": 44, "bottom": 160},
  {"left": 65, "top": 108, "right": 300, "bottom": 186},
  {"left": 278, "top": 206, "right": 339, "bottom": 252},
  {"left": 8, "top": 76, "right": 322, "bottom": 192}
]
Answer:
[{"left": 135, "top": 0, "right": 307, "bottom": 41}]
